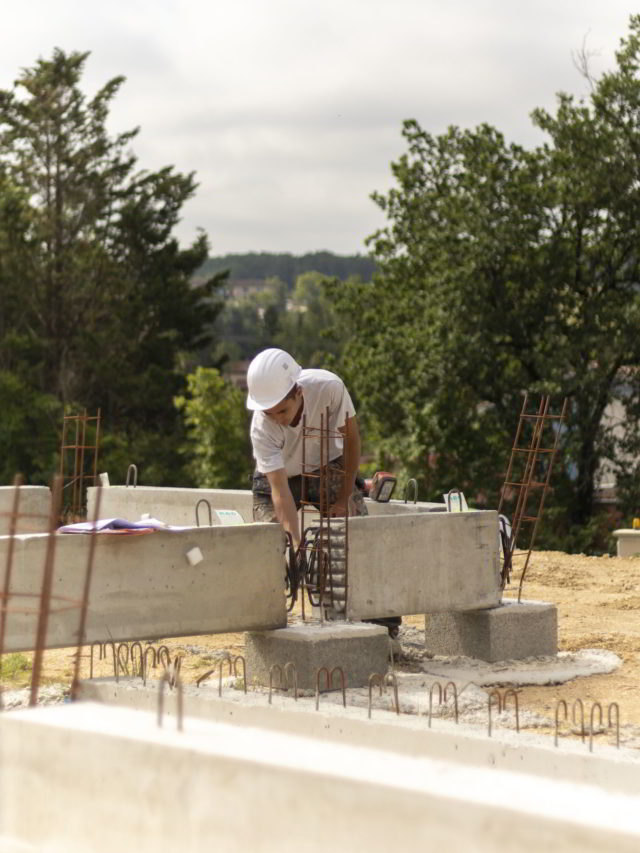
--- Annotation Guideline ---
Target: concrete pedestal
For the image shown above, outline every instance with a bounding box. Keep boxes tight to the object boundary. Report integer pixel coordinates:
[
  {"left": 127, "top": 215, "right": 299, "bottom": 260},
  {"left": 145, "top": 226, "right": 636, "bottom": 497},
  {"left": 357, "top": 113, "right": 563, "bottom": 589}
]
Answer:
[
  {"left": 613, "top": 529, "right": 640, "bottom": 557},
  {"left": 424, "top": 599, "right": 557, "bottom": 662},
  {"left": 245, "top": 622, "right": 389, "bottom": 690}
]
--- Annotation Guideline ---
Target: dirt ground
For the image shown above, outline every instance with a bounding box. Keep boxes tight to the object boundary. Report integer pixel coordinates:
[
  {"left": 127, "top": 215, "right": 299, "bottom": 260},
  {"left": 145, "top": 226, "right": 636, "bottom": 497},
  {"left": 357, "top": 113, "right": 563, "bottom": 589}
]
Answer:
[{"left": 3, "top": 550, "right": 640, "bottom": 737}]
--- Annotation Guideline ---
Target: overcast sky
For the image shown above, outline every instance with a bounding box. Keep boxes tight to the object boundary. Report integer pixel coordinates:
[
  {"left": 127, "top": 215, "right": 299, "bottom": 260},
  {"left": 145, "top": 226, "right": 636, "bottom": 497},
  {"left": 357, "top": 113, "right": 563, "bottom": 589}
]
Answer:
[{"left": 2, "top": 1, "right": 638, "bottom": 255}]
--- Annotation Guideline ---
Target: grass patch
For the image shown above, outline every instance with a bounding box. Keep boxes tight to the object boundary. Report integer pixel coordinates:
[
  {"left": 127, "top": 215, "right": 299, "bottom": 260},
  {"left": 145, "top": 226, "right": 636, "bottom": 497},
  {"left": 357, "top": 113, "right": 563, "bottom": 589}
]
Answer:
[{"left": 1, "top": 652, "right": 32, "bottom": 687}]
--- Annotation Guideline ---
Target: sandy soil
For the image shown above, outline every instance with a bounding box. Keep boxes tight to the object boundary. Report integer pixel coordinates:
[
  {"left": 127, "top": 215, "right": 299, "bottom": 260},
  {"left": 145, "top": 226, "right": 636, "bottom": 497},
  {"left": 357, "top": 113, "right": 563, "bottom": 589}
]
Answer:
[{"left": 2, "top": 550, "right": 640, "bottom": 737}]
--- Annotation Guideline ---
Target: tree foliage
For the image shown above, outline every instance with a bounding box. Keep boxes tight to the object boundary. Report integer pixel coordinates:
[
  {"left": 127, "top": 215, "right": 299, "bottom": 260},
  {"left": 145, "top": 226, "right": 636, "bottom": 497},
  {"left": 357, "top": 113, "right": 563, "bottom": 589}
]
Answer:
[
  {"left": 175, "top": 367, "right": 252, "bottom": 489},
  {"left": 331, "top": 16, "right": 640, "bottom": 549},
  {"left": 0, "top": 49, "right": 226, "bottom": 483}
]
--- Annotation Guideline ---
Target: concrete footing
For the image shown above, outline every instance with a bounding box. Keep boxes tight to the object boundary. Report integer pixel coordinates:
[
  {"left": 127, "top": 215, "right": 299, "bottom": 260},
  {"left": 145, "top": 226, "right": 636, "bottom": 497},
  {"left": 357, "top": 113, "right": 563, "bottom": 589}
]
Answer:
[
  {"left": 245, "top": 622, "right": 389, "bottom": 689},
  {"left": 424, "top": 600, "right": 558, "bottom": 662},
  {"left": 613, "top": 529, "right": 640, "bottom": 557}
]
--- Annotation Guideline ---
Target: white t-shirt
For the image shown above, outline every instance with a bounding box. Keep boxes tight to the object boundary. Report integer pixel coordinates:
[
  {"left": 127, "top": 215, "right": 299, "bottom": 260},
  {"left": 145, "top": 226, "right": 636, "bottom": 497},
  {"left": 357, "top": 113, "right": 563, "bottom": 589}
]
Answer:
[{"left": 250, "top": 368, "right": 356, "bottom": 476}]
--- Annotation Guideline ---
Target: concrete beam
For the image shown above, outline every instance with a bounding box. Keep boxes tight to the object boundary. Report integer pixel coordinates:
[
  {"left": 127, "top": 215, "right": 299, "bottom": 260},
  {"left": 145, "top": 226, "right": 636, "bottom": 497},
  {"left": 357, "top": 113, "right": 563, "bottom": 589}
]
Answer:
[
  {"left": 346, "top": 510, "right": 500, "bottom": 620},
  {"left": 2, "top": 702, "right": 640, "bottom": 852},
  {"left": 87, "top": 486, "right": 254, "bottom": 524},
  {"left": 1, "top": 524, "right": 286, "bottom": 652},
  {"left": 0, "top": 486, "right": 51, "bottom": 534}
]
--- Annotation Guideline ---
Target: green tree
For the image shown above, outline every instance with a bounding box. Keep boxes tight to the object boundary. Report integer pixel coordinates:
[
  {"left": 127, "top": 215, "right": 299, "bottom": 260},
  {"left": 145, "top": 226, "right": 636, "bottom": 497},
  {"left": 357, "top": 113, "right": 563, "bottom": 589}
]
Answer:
[
  {"left": 0, "top": 49, "right": 225, "bottom": 483},
  {"left": 332, "top": 16, "right": 640, "bottom": 549},
  {"left": 175, "top": 367, "right": 252, "bottom": 489}
]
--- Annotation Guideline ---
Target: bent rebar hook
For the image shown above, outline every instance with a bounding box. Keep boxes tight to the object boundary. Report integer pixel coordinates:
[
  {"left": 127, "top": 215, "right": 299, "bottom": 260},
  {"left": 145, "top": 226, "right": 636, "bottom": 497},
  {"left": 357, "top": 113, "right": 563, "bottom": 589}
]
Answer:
[
  {"left": 125, "top": 464, "right": 138, "bottom": 488},
  {"left": 195, "top": 498, "right": 213, "bottom": 528}
]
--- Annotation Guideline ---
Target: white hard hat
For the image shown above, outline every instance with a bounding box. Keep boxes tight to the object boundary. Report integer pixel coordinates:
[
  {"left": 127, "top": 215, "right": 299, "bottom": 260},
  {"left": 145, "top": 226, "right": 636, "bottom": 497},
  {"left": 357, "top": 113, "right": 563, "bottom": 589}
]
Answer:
[{"left": 246, "top": 348, "right": 302, "bottom": 411}]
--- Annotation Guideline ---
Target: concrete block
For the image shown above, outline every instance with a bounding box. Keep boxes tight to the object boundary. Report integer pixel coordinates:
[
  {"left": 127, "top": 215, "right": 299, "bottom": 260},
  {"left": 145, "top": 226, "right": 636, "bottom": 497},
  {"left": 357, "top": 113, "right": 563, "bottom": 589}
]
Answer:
[
  {"left": 2, "top": 524, "right": 286, "bottom": 652},
  {"left": 0, "top": 485, "right": 51, "bottom": 534},
  {"left": 245, "top": 622, "right": 389, "bottom": 689},
  {"left": 613, "top": 529, "right": 640, "bottom": 557},
  {"left": 87, "top": 485, "right": 255, "bottom": 524},
  {"left": 346, "top": 510, "right": 500, "bottom": 620},
  {"left": 424, "top": 599, "right": 557, "bottom": 662}
]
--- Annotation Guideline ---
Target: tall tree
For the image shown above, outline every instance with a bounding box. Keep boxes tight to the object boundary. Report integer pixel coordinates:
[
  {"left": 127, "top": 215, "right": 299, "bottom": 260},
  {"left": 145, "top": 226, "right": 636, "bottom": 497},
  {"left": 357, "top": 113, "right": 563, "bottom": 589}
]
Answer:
[
  {"left": 332, "top": 16, "right": 640, "bottom": 548},
  {"left": 0, "top": 49, "right": 225, "bottom": 482}
]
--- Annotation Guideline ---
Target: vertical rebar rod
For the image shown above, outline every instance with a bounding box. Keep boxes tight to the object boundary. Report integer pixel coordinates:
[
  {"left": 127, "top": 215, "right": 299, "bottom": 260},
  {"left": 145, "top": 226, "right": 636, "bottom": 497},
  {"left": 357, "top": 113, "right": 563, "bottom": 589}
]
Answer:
[
  {"left": 497, "top": 393, "right": 528, "bottom": 516},
  {"left": 70, "top": 485, "right": 103, "bottom": 699},
  {"left": 0, "top": 475, "right": 23, "bottom": 706},
  {"left": 30, "top": 475, "right": 63, "bottom": 707}
]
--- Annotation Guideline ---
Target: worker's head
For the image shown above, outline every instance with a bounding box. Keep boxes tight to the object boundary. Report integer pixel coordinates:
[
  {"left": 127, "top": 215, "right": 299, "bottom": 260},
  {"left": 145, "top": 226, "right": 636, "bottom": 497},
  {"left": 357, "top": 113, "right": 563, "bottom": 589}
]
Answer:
[{"left": 246, "top": 348, "right": 302, "bottom": 417}]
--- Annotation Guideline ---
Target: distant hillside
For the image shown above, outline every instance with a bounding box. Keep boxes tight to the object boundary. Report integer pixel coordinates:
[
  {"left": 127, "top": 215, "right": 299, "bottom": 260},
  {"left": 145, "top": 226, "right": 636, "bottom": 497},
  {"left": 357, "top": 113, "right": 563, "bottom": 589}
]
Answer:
[{"left": 198, "top": 251, "right": 376, "bottom": 288}]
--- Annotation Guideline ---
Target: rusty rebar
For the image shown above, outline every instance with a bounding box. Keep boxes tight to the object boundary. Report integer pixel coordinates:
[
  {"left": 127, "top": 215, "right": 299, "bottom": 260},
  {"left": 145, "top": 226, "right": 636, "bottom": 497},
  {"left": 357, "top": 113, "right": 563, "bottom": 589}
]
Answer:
[
  {"left": 157, "top": 671, "right": 183, "bottom": 732},
  {"left": 195, "top": 498, "right": 213, "bottom": 527},
  {"left": 428, "top": 682, "right": 443, "bottom": 728},
  {"left": 555, "top": 699, "right": 568, "bottom": 747},
  {"left": 487, "top": 690, "right": 502, "bottom": 737},
  {"left": 368, "top": 673, "right": 384, "bottom": 719},
  {"left": 70, "top": 485, "right": 103, "bottom": 699},
  {"left": 143, "top": 647, "right": 156, "bottom": 685},
  {"left": 90, "top": 641, "right": 103, "bottom": 679},
  {"left": 158, "top": 646, "right": 171, "bottom": 671},
  {"left": 117, "top": 643, "right": 130, "bottom": 676},
  {"left": 29, "top": 475, "right": 63, "bottom": 707},
  {"left": 608, "top": 702, "right": 620, "bottom": 749},
  {"left": 284, "top": 661, "right": 298, "bottom": 701},
  {"left": 503, "top": 689, "right": 520, "bottom": 733},
  {"left": 589, "top": 702, "right": 603, "bottom": 753},
  {"left": 572, "top": 698, "right": 586, "bottom": 743},
  {"left": 130, "top": 642, "right": 144, "bottom": 678},
  {"left": 385, "top": 672, "right": 399, "bottom": 715},
  {"left": 443, "top": 682, "right": 459, "bottom": 724},
  {"left": 269, "top": 664, "right": 284, "bottom": 704},
  {"left": 315, "top": 665, "right": 346, "bottom": 710},
  {"left": 233, "top": 656, "right": 247, "bottom": 693}
]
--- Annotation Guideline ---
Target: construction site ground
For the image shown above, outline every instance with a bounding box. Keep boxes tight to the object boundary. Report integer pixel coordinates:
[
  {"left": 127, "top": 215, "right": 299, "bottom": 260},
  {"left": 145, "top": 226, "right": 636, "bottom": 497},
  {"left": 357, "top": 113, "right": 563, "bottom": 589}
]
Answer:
[{"left": 3, "top": 550, "right": 640, "bottom": 744}]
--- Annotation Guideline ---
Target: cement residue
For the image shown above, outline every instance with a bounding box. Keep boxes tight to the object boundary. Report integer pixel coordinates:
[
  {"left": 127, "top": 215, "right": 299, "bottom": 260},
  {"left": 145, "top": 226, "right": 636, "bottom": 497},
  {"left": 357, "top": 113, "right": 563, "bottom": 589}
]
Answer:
[
  {"left": 1, "top": 684, "right": 68, "bottom": 710},
  {"left": 421, "top": 649, "right": 621, "bottom": 686}
]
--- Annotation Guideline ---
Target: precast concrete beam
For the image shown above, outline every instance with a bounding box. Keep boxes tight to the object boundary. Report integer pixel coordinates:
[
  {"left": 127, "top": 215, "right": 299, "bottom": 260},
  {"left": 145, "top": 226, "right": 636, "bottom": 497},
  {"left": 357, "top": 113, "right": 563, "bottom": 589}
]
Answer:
[
  {"left": 87, "top": 485, "right": 255, "bottom": 525},
  {"left": 1, "top": 524, "right": 286, "bottom": 652},
  {"left": 2, "top": 702, "right": 640, "bottom": 853},
  {"left": 0, "top": 485, "right": 51, "bottom": 534},
  {"left": 346, "top": 510, "right": 500, "bottom": 620}
]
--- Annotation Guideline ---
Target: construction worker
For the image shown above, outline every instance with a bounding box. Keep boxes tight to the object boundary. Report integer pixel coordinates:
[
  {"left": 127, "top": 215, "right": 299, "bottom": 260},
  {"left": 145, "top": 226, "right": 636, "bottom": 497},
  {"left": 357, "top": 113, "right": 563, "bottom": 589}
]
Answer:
[
  {"left": 246, "top": 347, "right": 401, "bottom": 642},
  {"left": 246, "top": 347, "right": 366, "bottom": 545}
]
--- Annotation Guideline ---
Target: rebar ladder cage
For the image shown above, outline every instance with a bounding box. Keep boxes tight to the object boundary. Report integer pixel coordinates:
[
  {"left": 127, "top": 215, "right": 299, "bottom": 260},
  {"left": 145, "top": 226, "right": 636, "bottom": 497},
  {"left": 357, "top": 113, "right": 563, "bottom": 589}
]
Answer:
[
  {"left": 498, "top": 394, "right": 568, "bottom": 602},
  {"left": 299, "top": 407, "right": 350, "bottom": 621},
  {"left": 0, "top": 475, "right": 103, "bottom": 709},
  {"left": 59, "top": 408, "right": 101, "bottom": 523}
]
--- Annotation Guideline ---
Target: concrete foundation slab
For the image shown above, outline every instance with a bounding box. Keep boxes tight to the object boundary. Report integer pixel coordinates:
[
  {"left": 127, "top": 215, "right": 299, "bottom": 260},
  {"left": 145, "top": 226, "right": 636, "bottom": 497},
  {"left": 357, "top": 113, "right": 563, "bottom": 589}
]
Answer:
[
  {"left": 245, "top": 622, "right": 389, "bottom": 689},
  {"left": 346, "top": 510, "right": 500, "bottom": 619},
  {"left": 0, "top": 486, "right": 51, "bottom": 534},
  {"left": 2, "top": 524, "right": 286, "bottom": 652},
  {"left": 424, "top": 599, "right": 558, "bottom": 662}
]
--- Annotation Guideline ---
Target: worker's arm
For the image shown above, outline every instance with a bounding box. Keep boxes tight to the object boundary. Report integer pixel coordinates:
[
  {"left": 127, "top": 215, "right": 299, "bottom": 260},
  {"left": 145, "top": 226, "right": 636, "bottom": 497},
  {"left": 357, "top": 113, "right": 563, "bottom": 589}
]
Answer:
[
  {"left": 331, "top": 414, "right": 361, "bottom": 517},
  {"left": 265, "top": 468, "right": 300, "bottom": 548}
]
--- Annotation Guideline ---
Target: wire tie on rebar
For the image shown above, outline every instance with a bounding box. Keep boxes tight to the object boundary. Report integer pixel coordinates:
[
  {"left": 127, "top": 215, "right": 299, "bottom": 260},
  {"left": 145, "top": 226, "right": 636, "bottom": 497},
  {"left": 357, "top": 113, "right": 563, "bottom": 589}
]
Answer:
[{"left": 555, "top": 699, "right": 568, "bottom": 747}]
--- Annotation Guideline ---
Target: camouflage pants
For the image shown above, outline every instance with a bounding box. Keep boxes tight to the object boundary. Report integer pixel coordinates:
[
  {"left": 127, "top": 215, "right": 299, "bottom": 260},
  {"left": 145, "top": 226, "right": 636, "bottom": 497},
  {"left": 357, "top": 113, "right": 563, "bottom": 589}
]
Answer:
[{"left": 252, "top": 456, "right": 368, "bottom": 522}]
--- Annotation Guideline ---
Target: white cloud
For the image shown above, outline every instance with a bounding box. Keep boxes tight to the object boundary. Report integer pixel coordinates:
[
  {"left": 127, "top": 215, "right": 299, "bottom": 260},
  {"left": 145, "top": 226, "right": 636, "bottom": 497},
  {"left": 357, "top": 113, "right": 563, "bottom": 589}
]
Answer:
[{"left": 1, "top": 0, "right": 638, "bottom": 253}]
